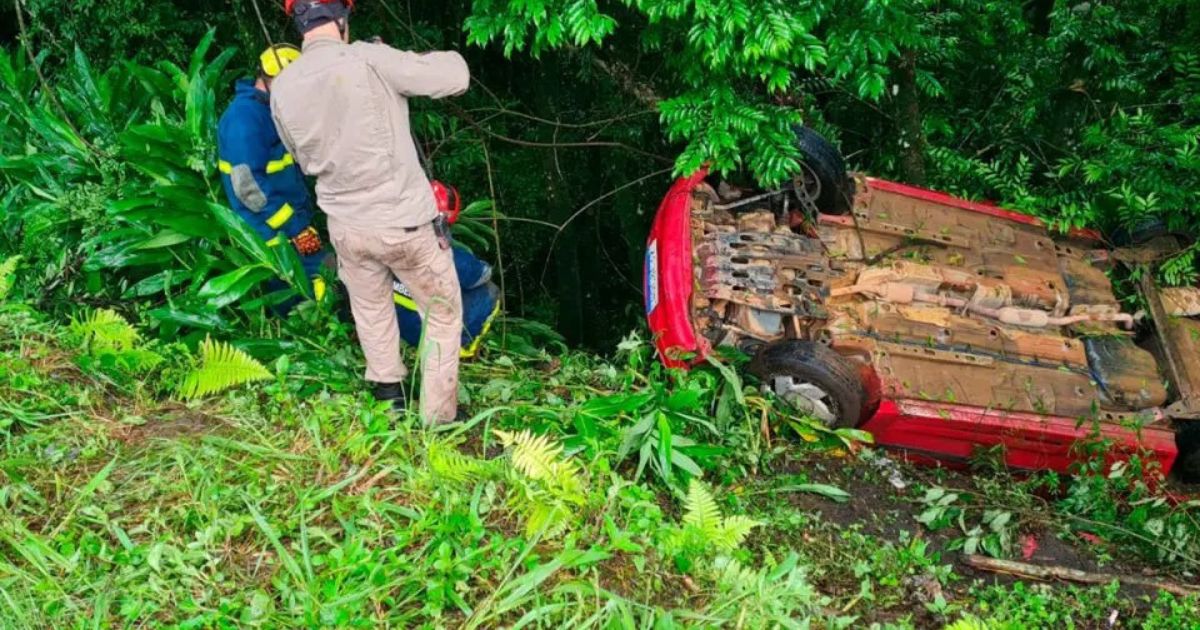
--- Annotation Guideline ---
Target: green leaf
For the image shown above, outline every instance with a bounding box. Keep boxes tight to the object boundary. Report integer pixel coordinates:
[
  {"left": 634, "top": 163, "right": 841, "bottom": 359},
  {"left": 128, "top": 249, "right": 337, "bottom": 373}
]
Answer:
[
  {"left": 772, "top": 483, "right": 851, "bottom": 503},
  {"left": 147, "top": 306, "right": 227, "bottom": 331},
  {"left": 135, "top": 230, "right": 193, "bottom": 250},
  {"left": 197, "top": 265, "right": 275, "bottom": 309}
]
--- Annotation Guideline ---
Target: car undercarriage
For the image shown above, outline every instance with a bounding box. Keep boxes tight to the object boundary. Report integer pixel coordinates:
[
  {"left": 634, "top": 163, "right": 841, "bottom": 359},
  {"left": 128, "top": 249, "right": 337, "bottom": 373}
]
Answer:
[{"left": 645, "top": 130, "right": 1200, "bottom": 481}]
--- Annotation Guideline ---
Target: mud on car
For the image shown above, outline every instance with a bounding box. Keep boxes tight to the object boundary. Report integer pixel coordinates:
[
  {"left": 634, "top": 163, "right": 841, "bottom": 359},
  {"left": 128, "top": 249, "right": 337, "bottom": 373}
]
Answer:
[{"left": 644, "top": 128, "right": 1200, "bottom": 482}]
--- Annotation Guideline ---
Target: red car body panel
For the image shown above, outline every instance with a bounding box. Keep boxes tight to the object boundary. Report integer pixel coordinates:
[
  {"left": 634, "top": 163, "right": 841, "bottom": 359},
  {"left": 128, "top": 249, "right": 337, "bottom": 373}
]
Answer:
[
  {"left": 864, "top": 178, "right": 1105, "bottom": 242},
  {"left": 863, "top": 400, "right": 1177, "bottom": 475},
  {"left": 645, "top": 170, "right": 710, "bottom": 368},
  {"left": 645, "top": 172, "right": 1180, "bottom": 476}
]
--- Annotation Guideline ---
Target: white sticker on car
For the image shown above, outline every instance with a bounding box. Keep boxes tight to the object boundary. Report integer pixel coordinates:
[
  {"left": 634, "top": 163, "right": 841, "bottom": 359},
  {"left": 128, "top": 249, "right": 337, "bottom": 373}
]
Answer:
[{"left": 644, "top": 240, "right": 659, "bottom": 315}]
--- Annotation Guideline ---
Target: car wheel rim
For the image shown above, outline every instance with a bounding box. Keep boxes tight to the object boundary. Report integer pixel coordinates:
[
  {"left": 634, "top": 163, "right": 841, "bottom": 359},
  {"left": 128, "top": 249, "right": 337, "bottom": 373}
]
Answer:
[
  {"left": 772, "top": 375, "right": 838, "bottom": 424},
  {"left": 796, "top": 162, "right": 823, "bottom": 206}
]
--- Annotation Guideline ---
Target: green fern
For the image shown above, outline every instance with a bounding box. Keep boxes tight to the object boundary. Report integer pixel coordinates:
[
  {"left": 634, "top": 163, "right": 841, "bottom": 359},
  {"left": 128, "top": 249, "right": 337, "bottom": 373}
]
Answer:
[
  {"left": 494, "top": 429, "right": 587, "bottom": 539},
  {"left": 524, "top": 501, "right": 573, "bottom": 539},
  {"left": 715, "top": 515, "right": 760, "bottom": 551},
  {"left": 0, "top": 255, "right": 20, "bottom": 301},
  {"left": 943, "top": 616, "right": 996, "bottom": 630},
  {"left": 670, "top": 480, "right": 762, "bottom": 559},
  {"left": 69, "top": 309, "right": 140, "bottom": 352},
  {"left": 495, "top": 429, "right": 584, "bottom": 495},
  {"left": 177, "top": 337, "right": 272, "bottom": 399},
  {"left": 66, "top": 308, "right": 165, "bottom": 377},
  {"left": 427, "top": 440, "right": 495, "bottom": 483},
  {"left": 682, "top": 477, "right": 724, "bottom": 534}
]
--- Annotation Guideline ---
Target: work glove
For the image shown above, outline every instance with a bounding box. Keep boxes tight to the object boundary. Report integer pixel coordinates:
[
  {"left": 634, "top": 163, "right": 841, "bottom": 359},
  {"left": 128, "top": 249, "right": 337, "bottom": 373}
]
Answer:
[{"left": 292, "top": 226, "right": 323, "bottom": 256}]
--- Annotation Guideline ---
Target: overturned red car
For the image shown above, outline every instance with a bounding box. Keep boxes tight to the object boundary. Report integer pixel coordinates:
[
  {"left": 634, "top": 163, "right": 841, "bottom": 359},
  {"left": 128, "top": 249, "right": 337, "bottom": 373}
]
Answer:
[{"left": 644, "top": 129, "right": 1200, "bottom": 481}]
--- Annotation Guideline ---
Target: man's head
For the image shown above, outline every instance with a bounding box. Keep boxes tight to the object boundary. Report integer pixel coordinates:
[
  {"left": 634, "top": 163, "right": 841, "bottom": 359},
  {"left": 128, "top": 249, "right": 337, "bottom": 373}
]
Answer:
[
  {"left": 256, "top": 44, "right": 302, "bottom": 91},
  {"left": 284, "top": 0, "right": 353, "bottom": 41}
]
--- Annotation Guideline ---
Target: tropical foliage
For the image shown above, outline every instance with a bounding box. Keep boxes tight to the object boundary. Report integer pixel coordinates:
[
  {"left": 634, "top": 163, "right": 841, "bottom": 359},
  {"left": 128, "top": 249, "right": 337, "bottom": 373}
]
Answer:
[
  {"left": 0, "top": 33, "right": 313, "bottom": 333},
  {"left": 3, "top": 1, "right": 1200, "bottom": 627}
]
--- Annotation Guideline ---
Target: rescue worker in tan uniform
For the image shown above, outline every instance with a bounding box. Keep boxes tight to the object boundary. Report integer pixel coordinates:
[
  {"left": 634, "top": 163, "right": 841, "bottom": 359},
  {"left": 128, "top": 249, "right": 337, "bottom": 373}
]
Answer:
[{"left": 270, "top": 0, "right": 469, "bottom": 424}]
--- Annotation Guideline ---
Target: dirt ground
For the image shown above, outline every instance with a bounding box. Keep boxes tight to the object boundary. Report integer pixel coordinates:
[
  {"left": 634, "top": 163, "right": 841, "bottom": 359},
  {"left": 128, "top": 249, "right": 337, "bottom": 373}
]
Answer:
[{"left": 743, "top": 447, "right": 1193, "bottom": 625}]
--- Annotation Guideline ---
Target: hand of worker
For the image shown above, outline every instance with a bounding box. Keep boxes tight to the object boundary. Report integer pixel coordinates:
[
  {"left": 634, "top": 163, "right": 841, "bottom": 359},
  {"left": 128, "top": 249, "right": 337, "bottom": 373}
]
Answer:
[{"left": 292, "top": 226, "right": 323, "bottom": 256}]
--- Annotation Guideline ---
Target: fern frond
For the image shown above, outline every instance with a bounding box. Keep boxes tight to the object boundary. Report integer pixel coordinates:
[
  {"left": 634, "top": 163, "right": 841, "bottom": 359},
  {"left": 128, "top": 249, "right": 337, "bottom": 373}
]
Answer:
[
  {"left": 943, "top": 616, "right": 995, "bottom": 630},
  {"left": 428, "top": 440, "right": 492, "bottom": 483},
  {"left": 712, "top": 556, "right": 762, "bottom": 591},
  {"left": 496, "top": 429, "right": 563, "bottom": 481},
  {"left": 494, "top": 429, "right": 588, "bottom": 539},
  {"left": 682, "top": 479, "right": 723, "bottom": 534},
  {"left": 0, "top": 255, "right": 20, "bottom": 301},
  {"left": 525, "top": 500, "right": 571, "bottom": 539},
  {"left": 70, "top": 308, "right": 139, "bottom": 352},
  {"left": 495, "top": 429, "right": 583, "bottom": 492},
  {"left": 715, "top": 515, "right": 761, "bottom": 551},
  {"left": 177, "top": 337, "right": 272, "bottom": 399}
]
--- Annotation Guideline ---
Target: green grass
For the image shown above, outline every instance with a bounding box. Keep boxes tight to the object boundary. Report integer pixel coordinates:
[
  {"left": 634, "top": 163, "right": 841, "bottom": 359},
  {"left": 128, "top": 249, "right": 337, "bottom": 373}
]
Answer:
[{"left": 1, "top": 303, "right": 1198, "bottom": 628}]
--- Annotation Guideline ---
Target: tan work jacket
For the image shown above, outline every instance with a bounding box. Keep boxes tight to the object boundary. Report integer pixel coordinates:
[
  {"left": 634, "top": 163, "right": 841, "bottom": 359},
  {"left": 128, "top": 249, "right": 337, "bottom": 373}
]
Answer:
[{"left": 270, "top": 37, "right": 469, "bottom": 230}]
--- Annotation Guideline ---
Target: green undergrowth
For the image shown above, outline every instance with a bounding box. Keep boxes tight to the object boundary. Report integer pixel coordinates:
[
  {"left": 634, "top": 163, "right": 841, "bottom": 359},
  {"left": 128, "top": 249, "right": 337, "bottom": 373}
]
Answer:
[{"left": 1, "top": 302, "right": 1198, "bottom": 628}]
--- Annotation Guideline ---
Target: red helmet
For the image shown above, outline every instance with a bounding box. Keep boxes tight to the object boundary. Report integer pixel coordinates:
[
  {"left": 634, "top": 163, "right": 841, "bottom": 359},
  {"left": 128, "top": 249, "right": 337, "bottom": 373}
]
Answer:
[{"left": 431, "top": 180, "right": 461, "bottom": 224}]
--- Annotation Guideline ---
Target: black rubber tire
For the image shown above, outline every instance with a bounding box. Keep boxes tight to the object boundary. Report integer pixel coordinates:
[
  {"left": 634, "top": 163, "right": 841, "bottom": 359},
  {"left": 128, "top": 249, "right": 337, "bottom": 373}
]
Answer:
[
  {"left": 747, "top": 340, "right": 867, "bottom": 428},
  {"left": 1174, "top": 422, "right": 1200, "bottom": 484},
  {"left": 793, "top": 126, "right": 854, "bottom": 215},
  {"left": 1110, "top": 216, "right": 1170, "bottom": 247}
]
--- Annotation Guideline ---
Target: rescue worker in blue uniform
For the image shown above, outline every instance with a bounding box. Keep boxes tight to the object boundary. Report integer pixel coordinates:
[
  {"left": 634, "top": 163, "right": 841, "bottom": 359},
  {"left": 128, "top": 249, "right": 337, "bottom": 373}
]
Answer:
[
  {"left": 217, "top": 44, "right": 328, "bottom": 303},
  {"left": 217, "top": 44, "right": 499, "bottom": 358}
]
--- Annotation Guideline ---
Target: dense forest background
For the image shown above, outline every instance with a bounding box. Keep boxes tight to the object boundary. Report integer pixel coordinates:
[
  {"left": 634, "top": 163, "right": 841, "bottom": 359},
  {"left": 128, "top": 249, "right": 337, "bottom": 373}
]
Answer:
[
  {"left": 2, "top": 0, "right": 1199, "bottom": 350},
  {"left": 4, "top": 5, "right": 1200, "bottom": 626}
]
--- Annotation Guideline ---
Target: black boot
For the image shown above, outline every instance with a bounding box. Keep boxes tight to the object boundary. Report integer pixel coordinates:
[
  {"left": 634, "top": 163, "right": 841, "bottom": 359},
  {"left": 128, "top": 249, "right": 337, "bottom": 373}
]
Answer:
[{"left": 371, "top": 381, "right": 407, "bottom": 412}]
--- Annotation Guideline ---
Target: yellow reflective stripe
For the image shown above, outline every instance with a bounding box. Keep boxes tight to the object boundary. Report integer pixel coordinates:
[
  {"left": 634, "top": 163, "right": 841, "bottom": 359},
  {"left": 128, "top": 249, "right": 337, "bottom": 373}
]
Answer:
[
  {"left": 312, "top": 276, "right": 327, "bottom": 302},
  {"left": 266, "top": 204, "right": 294, "bottom": 230},
  {"left": 218, "top": 160, "right": 233, "bottom": 174},
  {"left": 266, "top": 153, "right": 295, "bottom": 174},
  {"left": 393, "top": 293, "right": 418, "bottom": 310},
  {"left": 266, "top": 234, "right": 284, "bottom": 247},
  {"left": 461, "top": 302, "right": 501, "bottom": 358}
]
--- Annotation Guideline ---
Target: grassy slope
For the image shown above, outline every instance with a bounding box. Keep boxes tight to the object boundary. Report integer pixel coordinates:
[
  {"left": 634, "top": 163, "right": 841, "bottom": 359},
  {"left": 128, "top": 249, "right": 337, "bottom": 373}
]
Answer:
[{"left": 1, "top": 304, "right": 1197, "bottom": 629}]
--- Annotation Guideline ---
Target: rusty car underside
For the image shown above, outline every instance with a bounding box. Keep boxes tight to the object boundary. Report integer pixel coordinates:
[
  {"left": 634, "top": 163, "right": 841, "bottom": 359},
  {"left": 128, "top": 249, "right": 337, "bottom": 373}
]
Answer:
[{"left": 688, "top": 174, "right": 1200, "bottom": 428}]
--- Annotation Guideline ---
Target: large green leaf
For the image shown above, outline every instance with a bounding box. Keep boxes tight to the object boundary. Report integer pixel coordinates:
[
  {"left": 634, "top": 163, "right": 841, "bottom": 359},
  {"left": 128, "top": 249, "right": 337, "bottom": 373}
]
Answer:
[
  {"left": 122, "top": 270, "right": 175, "bottom": 298},
  {"left": 185, "top": 74, "right": 213, "bottom": 142},
  {"left": 147, "top": 306, "right": 227, "bottom": 331},
  {"left": 198, "top": 265, "right": 275, "bottom": 309},
  {"left": 85, "top": 246, "right": 174, "bottom": 272},
  {"left": 208, "top": 202, "right": 309, "bottom": 296},
  {"left": 207, "top": 202, "right": 273, "bottom": 265},
  {"left": 135, "top": 230, "right": 193, "bottom": 250}
]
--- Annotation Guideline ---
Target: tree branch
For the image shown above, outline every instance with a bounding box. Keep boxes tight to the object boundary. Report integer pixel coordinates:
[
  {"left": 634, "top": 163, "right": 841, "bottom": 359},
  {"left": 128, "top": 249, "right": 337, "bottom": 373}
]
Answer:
[
  {"left": 591, "top": 57, "right": 662, "bottom": 107},
  {"left": 963, "top": 555, "right": 1199, "bottom": 598}
]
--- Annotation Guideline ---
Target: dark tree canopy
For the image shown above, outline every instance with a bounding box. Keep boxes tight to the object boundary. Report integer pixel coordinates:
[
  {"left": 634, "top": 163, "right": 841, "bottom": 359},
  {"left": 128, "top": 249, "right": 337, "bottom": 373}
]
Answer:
[{"left": 3, "top": 0, "right": 1199, "bottom": 347}]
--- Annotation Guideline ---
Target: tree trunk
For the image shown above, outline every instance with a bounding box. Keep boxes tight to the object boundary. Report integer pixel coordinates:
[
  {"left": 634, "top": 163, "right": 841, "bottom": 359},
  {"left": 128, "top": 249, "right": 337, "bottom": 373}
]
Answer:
[{"left": 895, "top": 49, "right": 927, "bottom": 186}]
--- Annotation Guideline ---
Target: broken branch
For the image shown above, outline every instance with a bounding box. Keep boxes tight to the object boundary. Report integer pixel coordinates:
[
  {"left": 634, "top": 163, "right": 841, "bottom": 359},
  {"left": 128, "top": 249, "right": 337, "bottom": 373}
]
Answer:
[{"left": 963, "top": 554, "right": 1199, "bottom": 598}]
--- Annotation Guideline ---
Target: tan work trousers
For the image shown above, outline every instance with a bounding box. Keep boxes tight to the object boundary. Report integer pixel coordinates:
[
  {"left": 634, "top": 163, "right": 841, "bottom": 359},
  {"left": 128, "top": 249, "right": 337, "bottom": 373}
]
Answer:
[{"left": 329, "top": 220, "right": 462, "bottom": 424}]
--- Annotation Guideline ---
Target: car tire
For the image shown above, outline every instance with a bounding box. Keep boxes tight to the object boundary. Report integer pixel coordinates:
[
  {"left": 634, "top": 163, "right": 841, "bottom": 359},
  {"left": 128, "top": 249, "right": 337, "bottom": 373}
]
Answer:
[
  {"left": 793, "top": 126, "right": 854, "bottom": 215},
  {"left": 1110, "top": 216, "right": 1170, "bottom": 247},
  {"left": 747, "top": 340, "right": 867, "bottom": 428},
  {"left": 1174, "top": 421, "right": 1200, "bottom": 484}
]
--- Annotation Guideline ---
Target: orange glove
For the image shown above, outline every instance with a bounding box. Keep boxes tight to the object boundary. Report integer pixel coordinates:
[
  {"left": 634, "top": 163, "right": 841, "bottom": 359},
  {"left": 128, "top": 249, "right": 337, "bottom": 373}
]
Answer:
[{"left": 292, "top": 226, "right": 322, "bottom": 256}]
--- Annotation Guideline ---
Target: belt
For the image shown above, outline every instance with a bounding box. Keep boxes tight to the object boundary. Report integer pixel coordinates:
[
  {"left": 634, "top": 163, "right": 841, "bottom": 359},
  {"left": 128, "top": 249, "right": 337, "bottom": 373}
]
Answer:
[{"left": 403, "top": 218, "right": 437, "bottom": 233}]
